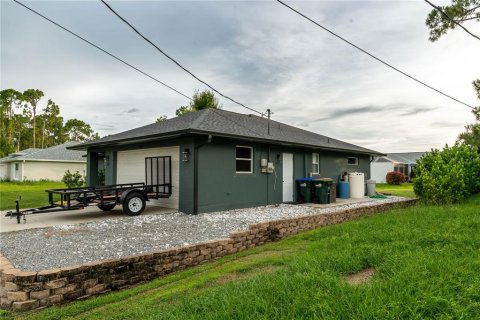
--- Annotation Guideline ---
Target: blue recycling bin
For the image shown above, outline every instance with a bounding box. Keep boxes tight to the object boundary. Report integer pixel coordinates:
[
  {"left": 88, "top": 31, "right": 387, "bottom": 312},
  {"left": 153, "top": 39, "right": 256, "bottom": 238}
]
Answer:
[{"left": 338, "top": 181, "right": 349, "bottom": 199}]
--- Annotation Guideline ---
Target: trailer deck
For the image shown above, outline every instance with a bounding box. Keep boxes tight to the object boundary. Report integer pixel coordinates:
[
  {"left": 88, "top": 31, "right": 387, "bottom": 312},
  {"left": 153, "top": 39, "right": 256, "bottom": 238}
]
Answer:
[{"left": 5, "top": 156, "right": 173, "bottom": 223}]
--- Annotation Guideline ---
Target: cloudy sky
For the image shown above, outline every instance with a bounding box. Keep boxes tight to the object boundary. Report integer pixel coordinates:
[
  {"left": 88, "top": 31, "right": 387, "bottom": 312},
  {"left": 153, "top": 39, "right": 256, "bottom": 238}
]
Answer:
[{"left": 2, "top": 0, "right": 479, "bottom": 152}]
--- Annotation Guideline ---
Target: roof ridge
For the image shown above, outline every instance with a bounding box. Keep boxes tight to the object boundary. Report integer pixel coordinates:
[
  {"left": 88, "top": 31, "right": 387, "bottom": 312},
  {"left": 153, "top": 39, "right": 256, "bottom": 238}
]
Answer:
[
  {"left": 211, "top": 109, "right": 265, "bottom": 137},
  {"left": 190, "top": 108, "right": 213, "bottom": 130}
]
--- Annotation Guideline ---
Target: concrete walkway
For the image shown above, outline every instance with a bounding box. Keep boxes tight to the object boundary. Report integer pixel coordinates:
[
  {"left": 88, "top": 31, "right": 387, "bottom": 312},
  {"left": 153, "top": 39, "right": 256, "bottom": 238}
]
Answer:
[{"left": 0, "top": 204, "right": 175, "bottom": 233}]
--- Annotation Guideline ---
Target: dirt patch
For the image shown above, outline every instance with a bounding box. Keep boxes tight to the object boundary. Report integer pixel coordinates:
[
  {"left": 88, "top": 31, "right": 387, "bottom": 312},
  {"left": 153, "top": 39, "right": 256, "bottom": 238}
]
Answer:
[
  {"left": 238, "top": 249, "right": 296, "bottom": 262},
  {"left": 215, "top": 265, "right": 283, "bottom": 285},
  {"left": 42, "top": 228, "right": 91, "bottom": 238},
  {"left": 344, "top": 268, "right": 376, "bottom": 285}
]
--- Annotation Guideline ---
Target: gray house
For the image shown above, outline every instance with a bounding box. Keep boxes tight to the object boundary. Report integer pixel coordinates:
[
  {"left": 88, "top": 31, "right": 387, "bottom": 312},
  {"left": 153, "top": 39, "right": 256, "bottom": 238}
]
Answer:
[{"left": 70, "top": 109, "right": 382, "bottom": 214}]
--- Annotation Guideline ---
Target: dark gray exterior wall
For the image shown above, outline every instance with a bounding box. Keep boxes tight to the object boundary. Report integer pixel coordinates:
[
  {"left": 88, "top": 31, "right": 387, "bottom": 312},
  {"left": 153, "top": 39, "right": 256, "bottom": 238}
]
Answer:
[
  {"left": 179, "top": 138, "right": 195, "bottom": 214},
  {"left": 104, "top": 151, "right": 117, "bottom": 185},
  {"left": 86, "top": 136, "right": 372, "bottom": 215},
  {"left": 86, "top": 152, "right": 99, "bottom": 186},
  {"left": 317, "top": 151, "right": 371, "bottom": 180},
  {"left": 196, "top": 139, "right": 297, "bottom": 213},
  {"left": 195, "top": 138, "right": 371, "bottom": 213}
]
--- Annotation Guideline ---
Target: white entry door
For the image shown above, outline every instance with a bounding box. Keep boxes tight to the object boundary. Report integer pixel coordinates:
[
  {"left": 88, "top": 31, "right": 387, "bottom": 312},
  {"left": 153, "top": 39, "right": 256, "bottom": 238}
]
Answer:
[{"left": 282, "top": 153, "right": 294, "bottom": 202}]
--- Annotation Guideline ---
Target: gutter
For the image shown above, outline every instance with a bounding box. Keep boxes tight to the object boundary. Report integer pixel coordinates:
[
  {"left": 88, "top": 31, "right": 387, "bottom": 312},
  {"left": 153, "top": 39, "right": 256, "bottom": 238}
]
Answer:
[{"left": 0, "top": 159, "right": 86, "bottom": 163}]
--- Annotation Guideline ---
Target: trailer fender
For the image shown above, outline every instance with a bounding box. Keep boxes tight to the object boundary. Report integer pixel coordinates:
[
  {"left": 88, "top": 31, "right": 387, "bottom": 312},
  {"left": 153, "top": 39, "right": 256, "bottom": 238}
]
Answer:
[{"left": 120, "top": 189, "right": 148, "bottom": 204}]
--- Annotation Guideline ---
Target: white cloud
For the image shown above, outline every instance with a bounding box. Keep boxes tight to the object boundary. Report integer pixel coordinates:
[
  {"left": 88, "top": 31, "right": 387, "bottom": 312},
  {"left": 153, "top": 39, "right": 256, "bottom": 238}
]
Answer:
[{"left": 1, "top": 0, "right": 479, "bottom": 153}]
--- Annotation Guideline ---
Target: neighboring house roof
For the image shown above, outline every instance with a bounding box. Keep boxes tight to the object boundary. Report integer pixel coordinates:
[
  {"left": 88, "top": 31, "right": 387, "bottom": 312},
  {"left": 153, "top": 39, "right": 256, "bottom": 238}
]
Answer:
[
  {"left": 0, "top": 142, "right": 86, "bottom": 163},
  {"left": 373, "top": 152, "right": 426, "bottom": 165},
  {"left": 387, "top": 152, "right": 426, "bottom": 164},
  {"left": 70, "top": 109, "right": 383, "bottom": 155}
]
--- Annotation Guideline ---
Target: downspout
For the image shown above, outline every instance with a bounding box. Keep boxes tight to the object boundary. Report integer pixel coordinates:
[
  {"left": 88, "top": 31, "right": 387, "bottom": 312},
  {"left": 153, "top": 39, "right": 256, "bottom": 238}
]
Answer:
[{"left": 193, "top": 135, "right": 212, "bottom": 215}]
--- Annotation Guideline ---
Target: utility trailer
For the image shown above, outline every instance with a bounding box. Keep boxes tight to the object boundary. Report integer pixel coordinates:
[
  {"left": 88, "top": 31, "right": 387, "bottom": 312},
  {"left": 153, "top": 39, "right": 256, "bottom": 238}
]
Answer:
[{"left": 6, "top": 156, "right": 172, "bottom": 224}]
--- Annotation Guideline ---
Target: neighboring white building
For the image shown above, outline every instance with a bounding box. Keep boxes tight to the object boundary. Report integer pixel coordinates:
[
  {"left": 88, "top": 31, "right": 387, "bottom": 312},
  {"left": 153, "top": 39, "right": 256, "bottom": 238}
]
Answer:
[
  {"left": 371, "top": 152, "right": 426, "bottom": 183},
  {"left": 0, "top": 142, "right": 86, "bottom": 181}
]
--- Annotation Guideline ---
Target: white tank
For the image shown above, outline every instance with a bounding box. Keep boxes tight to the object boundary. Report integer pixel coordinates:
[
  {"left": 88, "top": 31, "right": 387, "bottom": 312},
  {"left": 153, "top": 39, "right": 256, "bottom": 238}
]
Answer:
[{"left": 349, "top": 172, "right": 365, "bottom": 198}]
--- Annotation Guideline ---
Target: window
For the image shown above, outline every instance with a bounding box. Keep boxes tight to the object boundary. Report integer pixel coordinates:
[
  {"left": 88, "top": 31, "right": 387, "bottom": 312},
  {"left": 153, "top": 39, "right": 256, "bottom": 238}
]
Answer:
[
  {"left": 394, "top": 164, "right": 406, "bottom": 176},
  {"left": 312, "top": 153, "right": 319, "bottom": 174},
  {"left": 236, "top": 146, "right": 253, "bottom": 173},
  {"left": 347, "top": 157, "right": 358, "bottom": 165},
  {"left": 15, "top": 163, "right": 19, "bottom": 171}
]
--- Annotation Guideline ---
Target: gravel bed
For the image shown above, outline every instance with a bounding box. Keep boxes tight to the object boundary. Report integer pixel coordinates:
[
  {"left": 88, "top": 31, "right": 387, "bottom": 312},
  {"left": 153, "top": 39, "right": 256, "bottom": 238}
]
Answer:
[{"left": 0, "top": 197, "right": 410, "bottom": 272}]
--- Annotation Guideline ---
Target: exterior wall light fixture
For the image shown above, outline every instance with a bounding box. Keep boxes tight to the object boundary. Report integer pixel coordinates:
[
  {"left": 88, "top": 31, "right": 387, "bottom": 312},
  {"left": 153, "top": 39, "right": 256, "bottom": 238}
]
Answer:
[{"left": 182, "top": 149, "right": 190, "bottom": 162}]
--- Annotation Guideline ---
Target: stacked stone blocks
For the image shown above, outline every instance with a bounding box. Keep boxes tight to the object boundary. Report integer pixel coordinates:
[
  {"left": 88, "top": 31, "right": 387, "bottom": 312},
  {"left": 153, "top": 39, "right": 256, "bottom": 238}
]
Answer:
[{"left": 0, "top": 199, "right": 416, "bottom": 311}]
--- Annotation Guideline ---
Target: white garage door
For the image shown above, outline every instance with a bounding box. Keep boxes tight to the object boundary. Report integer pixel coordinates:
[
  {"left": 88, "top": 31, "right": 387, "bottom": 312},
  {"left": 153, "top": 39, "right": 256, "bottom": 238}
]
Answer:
[{"left": 117, "top": 146, "right": 180, "bottom": 209}]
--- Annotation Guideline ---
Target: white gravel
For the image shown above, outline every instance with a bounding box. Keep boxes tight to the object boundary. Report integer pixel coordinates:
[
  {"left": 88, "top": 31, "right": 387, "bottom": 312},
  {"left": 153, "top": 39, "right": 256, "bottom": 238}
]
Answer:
[{"left": 0, "top": 197, "right": 409, "bottom": 272}]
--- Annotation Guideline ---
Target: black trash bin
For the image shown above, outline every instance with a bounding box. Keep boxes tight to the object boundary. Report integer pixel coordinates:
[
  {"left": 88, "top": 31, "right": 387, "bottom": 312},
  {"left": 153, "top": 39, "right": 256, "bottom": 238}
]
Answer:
[
  {"left": 295, "top": 178, "right": 313, "bottom": 203},
  {"left": 312, "top": 178, "right": 333, "bottom": 204}
]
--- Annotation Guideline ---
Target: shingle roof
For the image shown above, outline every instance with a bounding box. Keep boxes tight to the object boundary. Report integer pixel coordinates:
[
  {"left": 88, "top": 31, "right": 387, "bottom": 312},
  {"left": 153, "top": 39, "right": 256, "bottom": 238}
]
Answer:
[
  {"left": 373, "top": 152, "right": 426, "bottom": 165},
  {"left": 0, "top": 142, "right": 86, "bottom": 163},
  {"left": 70, "top": 109, "right": 382, "bottom": 155},
  {"left": 386, "top": 152, "right": 426, "bottom": 164}
]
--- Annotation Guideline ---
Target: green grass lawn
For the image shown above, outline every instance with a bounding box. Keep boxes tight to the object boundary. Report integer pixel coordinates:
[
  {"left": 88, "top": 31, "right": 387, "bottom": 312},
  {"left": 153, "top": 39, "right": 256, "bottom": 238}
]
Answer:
[
  {"left": 376, "top": 183, "right": 415, "bottom": 198},
  {"left": 0, "top": 181, "right": 65, "bottom": 211},
  {"left": 5, "top": 195, "right": 480, "bottom": 319}
]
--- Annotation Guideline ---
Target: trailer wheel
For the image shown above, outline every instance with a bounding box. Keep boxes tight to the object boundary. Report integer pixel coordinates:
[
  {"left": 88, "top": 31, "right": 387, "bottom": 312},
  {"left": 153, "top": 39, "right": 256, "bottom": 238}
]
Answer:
[
  {"left": 97, "top": 203, "right": 116, "bottom": 211},
  {"left": 123, "top": 192, "right": 146, "bottom": 216}
]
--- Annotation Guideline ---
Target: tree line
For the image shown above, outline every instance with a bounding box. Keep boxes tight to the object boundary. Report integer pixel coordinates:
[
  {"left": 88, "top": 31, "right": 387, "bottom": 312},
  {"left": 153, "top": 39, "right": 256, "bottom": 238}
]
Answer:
[
  {"left": 426, "top": 0, "right": 480, "bottom": 149},
  {"left": 0, "top": 89, "right": 99, "bottom": 157}
]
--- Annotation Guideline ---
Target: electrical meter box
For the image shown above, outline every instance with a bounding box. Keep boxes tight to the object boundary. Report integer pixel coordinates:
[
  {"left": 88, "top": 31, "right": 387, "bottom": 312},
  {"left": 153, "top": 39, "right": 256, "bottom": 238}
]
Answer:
[
  {"left": 261, "top": 158, "right": 268, "bottom": 173},
  {"left": 267, "top": 162, "right": 274, "bottom": 173}
]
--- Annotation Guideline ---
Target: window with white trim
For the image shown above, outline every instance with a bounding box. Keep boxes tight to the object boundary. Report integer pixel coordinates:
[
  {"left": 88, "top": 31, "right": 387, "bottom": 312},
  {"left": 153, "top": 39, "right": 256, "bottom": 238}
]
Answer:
[
  {"left": 312, "top": 153, "right": 319, "bottom": 174},
  {"left": 347, "top": 157, "right": 358, "bottom": 165},
  {"left": 236, "top": 146, "right": 253, "bottom": 173}
]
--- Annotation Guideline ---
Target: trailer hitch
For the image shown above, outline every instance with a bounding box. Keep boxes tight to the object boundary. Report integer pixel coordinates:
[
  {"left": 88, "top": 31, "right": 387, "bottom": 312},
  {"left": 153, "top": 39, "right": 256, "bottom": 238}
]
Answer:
[{"left": 5, "top": 197, "right": 26, "bottom": 224}]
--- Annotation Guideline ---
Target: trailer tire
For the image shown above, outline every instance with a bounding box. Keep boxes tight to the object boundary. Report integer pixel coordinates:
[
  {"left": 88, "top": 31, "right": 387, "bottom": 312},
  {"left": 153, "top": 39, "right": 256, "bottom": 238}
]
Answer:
[
  {"left": 98, "top": 203, "right": 116, "bottom": 211},
  {"left": 123, "top": 192, "right": 146, "bottom": 216}
]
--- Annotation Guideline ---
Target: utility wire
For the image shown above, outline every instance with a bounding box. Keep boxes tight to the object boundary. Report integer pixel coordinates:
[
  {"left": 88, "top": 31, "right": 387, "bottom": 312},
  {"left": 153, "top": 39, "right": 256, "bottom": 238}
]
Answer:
[
  {"left": 277, "top": 0, "right": 475, "bottom": 110},
  {"left": 13, "top": 0, "right": 192, "bottom": 101},
  {"left": 424, "top": 0, "right": 480, "bottom": 42},
  {"left": 101, "top": 0, "right": 264, "bottom": 116}
]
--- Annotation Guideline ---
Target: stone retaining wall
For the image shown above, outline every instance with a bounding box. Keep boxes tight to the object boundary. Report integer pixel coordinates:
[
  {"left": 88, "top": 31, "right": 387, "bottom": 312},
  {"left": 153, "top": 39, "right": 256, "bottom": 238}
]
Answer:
[{"left": 0, "top": 199, "right": 416, "bottom": 311}]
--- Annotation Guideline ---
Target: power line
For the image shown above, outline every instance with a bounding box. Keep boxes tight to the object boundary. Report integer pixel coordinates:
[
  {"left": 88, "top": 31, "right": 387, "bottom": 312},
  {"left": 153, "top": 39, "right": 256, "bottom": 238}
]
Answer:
[
  {"left": 13, "top": 0, "right": 192, "bottom": 101},
  {"left": 277, "top": 0, "right": 475, "bottom": 110},
  {"left": 101, "top": 0, "right": 264, "bottom": 116},
  {"left": 424, "top": 0, "right": 480, "bottom": 42}
]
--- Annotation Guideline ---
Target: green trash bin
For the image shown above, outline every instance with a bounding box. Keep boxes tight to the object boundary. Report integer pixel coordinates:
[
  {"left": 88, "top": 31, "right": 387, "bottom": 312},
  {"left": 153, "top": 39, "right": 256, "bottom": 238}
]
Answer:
[
  {"left": 312, "top": 178, "right": 333, "bottom": 204},
  {"left": 296, "top": 178, "right": 313, "bottom": 203}
]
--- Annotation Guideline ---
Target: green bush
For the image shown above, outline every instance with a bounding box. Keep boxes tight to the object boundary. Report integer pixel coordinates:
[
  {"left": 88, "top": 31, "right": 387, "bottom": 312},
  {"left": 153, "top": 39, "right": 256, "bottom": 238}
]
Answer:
[
  {"left": 386, "top": 171, "right": 405, "bottom": 185},
  {"left": 413, "top": 144, "right": 480, "bottom": 204},
  {"left": 62, "top": 170, "right": 85, "bottom": 188}
]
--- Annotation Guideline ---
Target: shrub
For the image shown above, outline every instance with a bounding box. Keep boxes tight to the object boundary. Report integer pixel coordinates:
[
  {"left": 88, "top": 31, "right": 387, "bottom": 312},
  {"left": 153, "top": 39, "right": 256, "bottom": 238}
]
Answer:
[
  {"left": 62, "top": 170, "right": 85, "bottom": 188},
  {"left": 386, "top": 171, "right": 405, "bottom": 185},
  {"left": 413, "top": 144, "right": 480, "bottom": 205}
]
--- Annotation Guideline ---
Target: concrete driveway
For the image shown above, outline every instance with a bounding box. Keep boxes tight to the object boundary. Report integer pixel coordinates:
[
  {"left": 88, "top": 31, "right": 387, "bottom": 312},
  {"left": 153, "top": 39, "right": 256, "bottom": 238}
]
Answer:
[{"left": 0, "top": 204, "right": 175, "bottom": 233}]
